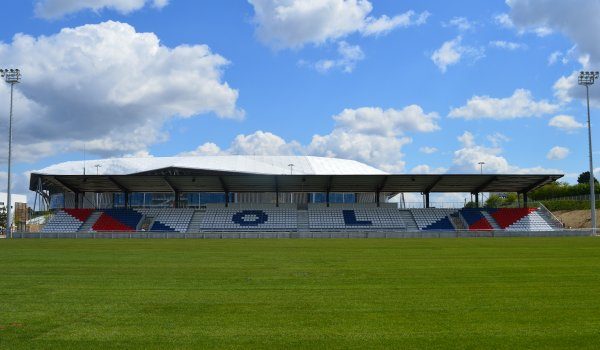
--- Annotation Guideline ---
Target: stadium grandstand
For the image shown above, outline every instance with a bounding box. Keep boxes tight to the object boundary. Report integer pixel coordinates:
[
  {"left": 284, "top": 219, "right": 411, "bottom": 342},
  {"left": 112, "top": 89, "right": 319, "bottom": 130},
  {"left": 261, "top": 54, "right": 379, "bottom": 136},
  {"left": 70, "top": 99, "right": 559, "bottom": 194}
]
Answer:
[{"left": 28, "top": 155, "right": 565, "bottom": 235}]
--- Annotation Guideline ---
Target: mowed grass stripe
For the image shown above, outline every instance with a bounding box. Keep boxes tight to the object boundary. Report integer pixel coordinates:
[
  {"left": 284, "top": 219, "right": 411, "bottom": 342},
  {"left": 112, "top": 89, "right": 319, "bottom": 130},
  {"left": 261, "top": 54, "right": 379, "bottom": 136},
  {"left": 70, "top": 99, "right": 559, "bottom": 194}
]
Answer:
[{"left": 1, "top": 238, "right": 600, "bottom": 349}]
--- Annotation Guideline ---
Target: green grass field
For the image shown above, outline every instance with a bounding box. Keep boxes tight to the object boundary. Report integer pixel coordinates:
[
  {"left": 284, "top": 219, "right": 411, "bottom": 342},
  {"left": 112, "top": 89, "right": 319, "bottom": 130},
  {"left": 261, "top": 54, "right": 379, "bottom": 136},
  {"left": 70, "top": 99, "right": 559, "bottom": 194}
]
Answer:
[{"left": 1, "top": 237, "right": 600, "bottom": 349}]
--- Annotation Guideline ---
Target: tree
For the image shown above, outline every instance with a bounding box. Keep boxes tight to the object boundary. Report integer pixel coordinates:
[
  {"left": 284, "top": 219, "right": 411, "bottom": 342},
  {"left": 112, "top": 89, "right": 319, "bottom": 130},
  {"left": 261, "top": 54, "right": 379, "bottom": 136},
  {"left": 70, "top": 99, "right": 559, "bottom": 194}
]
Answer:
[
  {"left": 0, "top": 206, "right": 6, "bottom": 230},
  {"left": 577, "top": 171, "right": 598, "bottom": 185}
]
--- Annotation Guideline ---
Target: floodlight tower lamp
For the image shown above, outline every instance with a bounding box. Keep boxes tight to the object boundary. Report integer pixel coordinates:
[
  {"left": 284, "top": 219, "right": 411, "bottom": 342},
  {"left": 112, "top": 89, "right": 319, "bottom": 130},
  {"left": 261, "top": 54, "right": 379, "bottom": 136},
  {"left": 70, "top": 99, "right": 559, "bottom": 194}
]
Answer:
[
  {"left": 0, "top": 68, "right": 21, "bottom": 238},
  {"left": 578, "top": 70, "right": 599, "bottom": 234}
]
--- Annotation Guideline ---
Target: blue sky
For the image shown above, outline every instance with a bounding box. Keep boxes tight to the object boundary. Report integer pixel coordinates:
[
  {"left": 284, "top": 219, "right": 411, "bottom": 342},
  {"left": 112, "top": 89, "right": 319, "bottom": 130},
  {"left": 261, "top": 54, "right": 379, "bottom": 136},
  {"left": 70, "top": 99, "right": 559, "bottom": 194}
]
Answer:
[{"left": 0, "top": 0, "right": 599, "bottom": 200}]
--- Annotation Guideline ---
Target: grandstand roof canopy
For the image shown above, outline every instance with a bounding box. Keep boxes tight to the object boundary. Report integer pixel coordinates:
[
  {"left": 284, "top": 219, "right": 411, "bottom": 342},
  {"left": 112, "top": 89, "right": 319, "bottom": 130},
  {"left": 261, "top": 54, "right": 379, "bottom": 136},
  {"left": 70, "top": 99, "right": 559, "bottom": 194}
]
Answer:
[{"left": 30, "top": 156, "right": 563, "bottom": 194}]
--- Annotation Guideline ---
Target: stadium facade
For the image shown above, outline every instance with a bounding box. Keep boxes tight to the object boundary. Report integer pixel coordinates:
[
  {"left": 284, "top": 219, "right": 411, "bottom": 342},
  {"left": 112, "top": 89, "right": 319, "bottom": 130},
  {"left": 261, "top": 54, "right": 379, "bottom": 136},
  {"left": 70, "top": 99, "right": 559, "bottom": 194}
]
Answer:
[{"left": 29, "top": 155, "right": 565, "bottom": 233}]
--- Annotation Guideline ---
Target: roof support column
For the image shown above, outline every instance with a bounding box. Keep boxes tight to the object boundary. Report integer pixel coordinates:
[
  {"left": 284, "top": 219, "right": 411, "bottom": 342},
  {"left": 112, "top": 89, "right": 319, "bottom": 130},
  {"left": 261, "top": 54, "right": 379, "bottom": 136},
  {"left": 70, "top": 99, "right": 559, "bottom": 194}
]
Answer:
[
  {"left": 174, "top": 191, "right": 180, "bottom": 208},
  {"left": 376, "top": 190, "right": 381, "bottom": 207},
  {"left": 523, "top": 192, "right": 528, "bottom": 208},
  {"left": 474, "top": 193, "right": 479, "bottom": 208},
  {"left": 124, "top": 192, "right": 129, "bottom": 209},
  {"left": 425, "top": 192, "right": 430, "bottom": 208},
  {"left": 225, "top": 191, "right": 229, "bottom": 207},
  {"left": 326, "top": 191, "right": 330, "bottom": 207},
  {"left": 274, "top": 176, "right": 279, "bottom": 208},
  {"left": 74, "top": 192, "right": 79, "bottom": 209}
]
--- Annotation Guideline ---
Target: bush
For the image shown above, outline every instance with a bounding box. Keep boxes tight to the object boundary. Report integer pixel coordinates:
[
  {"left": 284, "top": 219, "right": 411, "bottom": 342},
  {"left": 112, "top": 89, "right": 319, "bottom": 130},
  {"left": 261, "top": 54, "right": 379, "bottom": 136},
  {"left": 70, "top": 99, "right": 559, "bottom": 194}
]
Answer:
[{"left": 540, "top": 200, "right": 600, "bottom": 211}]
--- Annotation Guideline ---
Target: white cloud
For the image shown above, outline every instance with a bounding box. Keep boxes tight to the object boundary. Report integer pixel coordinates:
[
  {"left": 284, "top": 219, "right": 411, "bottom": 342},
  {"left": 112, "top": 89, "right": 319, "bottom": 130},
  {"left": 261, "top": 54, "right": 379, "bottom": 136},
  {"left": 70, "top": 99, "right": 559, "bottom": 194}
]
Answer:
[
  {"left": 508, "top": 0, "right": 600, "bottom": 104},
  {"left": 419, "top": 146, "right": 438, "bottom": 154},
  {"left": 494, "top": 13, "right": 514, "bottom": 28},
  {"left": 489, "top": 40, "right": 526, "bottom": 50},
  {"left": 487, "top": 132, "right": 510, "bottom": 147},
  {"left": 430, "top": 36, "right": 484, "bottom": 73},
  {"left": 443, "top": 17, "right": 474, "bottom": 31},
  {"left": 548, "top": 51, "right": 563, "bottom": 65},
  {"left": 0, "top": 21, "right": 242, "bottom": 161},
  {"left": 548, "top": 115, "right": 585, "bottom": 132},
  {"left": 362, "top": 10, "right": 430, "bottom": 36},
  {"left": 448, "top": 89, "right": 559, "bottom": 120},
  {"left": 410, "top": 164, "right": 448, "bottom": 174},
  {"left": 181, "top": 104, "right": 440, "bottom": 173},
  {"left": 34, "top": 0, "right": 168, "bottom": 19},
  {"left": 547, "top": 146, "right": 570, "bottom": 160},
  {"left": 450, "top": 131, "right": 562, "bottom": 174},
  {"left": 314, "top": 41, "right": 365, "bottom": 73},
  {"left": 248, "top": 0, "right": 429, "bottom": 49},
  {"left": 332, "top": 105, "right": 440, "bottom": 136}
]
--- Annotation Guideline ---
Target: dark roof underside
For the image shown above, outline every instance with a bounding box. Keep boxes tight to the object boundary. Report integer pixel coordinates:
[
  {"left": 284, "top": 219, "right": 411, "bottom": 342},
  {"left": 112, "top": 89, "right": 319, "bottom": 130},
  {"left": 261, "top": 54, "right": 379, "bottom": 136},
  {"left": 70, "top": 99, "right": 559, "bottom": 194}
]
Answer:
[{"left": 30, "top": 168, "right": 563, "bottom": 194}]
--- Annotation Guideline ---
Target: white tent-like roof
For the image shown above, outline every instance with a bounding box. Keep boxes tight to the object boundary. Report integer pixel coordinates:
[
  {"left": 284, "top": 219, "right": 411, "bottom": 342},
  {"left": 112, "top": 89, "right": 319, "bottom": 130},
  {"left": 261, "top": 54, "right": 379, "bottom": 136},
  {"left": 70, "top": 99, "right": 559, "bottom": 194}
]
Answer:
[{"left": 35, "top": 155, "right": 387, "bottom": 176}]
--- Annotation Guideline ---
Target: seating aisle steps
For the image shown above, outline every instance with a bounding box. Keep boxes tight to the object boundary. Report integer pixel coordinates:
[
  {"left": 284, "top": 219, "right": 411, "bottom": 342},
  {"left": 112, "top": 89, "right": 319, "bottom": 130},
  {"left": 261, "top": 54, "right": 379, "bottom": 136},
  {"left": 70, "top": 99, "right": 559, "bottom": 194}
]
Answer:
[
  {"left": 397, "top": 210, "right": 418, "bottom": 231},
  {"left": 187, "top": 210, "right": 205, "bottom": 233},
  {"left": 78, "top": 211, "right": 102, "bottom": 232},
  {"left": 481, "top": 211, "right": 501, "bottom": 230},
  {"left": 297, "top": 210, "right": 309, "bottom": 232}
]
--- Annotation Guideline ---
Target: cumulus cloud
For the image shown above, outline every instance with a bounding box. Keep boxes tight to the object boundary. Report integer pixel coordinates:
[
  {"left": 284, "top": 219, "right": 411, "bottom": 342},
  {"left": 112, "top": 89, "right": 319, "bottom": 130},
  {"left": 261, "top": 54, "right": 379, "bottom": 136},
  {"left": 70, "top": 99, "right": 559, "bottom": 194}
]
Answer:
[
  {"left": 313, "top": 41, "right": 365, "bottom": 73},
  {"left": 489, "top": 40, "right": 526, "bottom": 50},
  {"left": 494, "top": 13, "right": 514, "bottom": 28},
  {"left": 508, "top": 0, "right": 600, "bottom": 104},
  {"left": 448, "top": 89, "right": 559, "bottom": 120},
  {"left": 410, "top": 164, "right": 448, "bottom": 174},
  {"left": 0, "top": 21, "right": 242, "bottom": 162},
  {"left": 430, "top": 36, "right": 484, "bottom": 73},
  {"left": 181, "top": 105, "right": 440, "bottom": 173},
  {"left": 442, "top": 17, "right": 474, "bottom": 31},
  {"left": 548, "top": 115, "right": 585, "bottom": 132},
  {"left": 34, "top": 0, "right": 168, "bottom": 19},
  {"left": 547, "top": 146, "right": 570, "bottom": 160},
  {"left": 331, "top": 105, "right": 440, "bottom": 136},
  {"left": 419, "top": 146, "right": 438, "bottom": 154},
  {"left": 450, "top": 131, "right": 562, "bottom": 174},
  {"left": 248, "top": 0, "right": 429, "bottom": 49}
]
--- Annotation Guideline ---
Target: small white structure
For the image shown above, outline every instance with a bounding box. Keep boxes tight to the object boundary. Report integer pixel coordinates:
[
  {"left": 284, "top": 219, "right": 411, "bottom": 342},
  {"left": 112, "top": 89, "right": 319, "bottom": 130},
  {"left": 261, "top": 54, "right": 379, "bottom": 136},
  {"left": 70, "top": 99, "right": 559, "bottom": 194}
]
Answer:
[{"left": 0, "top": 192, "right": 28, "bottom": 220}]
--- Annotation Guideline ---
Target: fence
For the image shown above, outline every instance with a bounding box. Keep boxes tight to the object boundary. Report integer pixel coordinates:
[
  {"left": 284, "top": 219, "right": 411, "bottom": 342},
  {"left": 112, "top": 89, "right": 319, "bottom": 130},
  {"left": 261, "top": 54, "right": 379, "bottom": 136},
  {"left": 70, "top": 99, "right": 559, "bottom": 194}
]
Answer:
[{"left": 10, "top": 229, "right": 595, "bottom": 239}]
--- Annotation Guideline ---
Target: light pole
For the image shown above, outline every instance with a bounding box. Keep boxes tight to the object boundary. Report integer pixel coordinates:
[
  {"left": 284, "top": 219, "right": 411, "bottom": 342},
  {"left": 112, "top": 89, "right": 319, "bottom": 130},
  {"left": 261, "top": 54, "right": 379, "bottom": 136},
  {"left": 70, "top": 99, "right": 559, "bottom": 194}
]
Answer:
[
  {"left": 94, "top": 164, "right": 102, "bottom": 208},
  {"left": 288, "top": 164, "right": 294, "bottom": 203},
  {"left": 1, "top": 69, "right": 21, "bottom": 238},
  {"left": 579, "top": 71, "right": 599, "bottom": 234},
  {"left": 478, "top": 161, "right": 485, "bottom": 205}
]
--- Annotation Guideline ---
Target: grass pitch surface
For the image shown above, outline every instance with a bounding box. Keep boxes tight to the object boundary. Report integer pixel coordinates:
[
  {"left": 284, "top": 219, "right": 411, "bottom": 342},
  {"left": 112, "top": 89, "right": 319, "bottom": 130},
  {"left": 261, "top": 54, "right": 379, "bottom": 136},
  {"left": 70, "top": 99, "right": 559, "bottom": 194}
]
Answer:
[{"left": 1, "top": 237, "right": 600, "bottom": 349}]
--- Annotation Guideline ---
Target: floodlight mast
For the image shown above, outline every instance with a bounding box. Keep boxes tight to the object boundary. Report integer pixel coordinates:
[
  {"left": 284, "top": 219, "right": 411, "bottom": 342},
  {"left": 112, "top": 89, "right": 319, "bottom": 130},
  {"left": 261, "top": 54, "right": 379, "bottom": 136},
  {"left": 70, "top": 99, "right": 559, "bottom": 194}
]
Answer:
[
  {"left": 578, "top": 71, "right": 599, "bottom": 235},
  {"left": 0, "top": 68, "right": 21, "bottom": 238}
]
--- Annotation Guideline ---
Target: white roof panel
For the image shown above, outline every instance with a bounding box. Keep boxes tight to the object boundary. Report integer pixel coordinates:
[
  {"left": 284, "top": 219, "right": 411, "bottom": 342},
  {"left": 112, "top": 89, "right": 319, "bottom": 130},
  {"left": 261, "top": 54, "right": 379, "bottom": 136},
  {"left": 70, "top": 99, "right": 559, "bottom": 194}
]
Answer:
[{"left": 35, "top": 155, "right": 387, "bottom": 176}]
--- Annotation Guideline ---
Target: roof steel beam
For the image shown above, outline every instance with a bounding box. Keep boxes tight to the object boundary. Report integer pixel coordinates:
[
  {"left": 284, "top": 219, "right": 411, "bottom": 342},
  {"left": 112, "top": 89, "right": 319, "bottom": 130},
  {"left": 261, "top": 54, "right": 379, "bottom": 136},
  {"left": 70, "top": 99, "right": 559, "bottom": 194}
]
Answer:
[
  {"left": 473, "top": 176, "right": 498, "bottom": 194},
  {"left": 107, "top": 176, "right": 129, "bottom": 193},
  {"left": 424, "top": 176, "right": 443, "bottom": 193},
  {"left": 52, "top": 177, "right": 78, "bottom": 193}
]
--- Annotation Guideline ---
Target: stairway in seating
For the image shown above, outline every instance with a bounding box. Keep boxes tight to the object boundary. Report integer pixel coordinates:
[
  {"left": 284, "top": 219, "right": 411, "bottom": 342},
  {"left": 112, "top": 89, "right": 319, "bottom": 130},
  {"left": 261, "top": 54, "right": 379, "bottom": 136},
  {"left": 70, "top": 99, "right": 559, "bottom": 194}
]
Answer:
[
  {"left": 297, "top": 209, "right": 309, "bottom": 232},
  {"left": 78, "top": 211, "right": 102, "bottom": 232},
  {"left": 187, "top": 210, "right": 205, "bottom": 233},
  {"left": 397, "top": 210, "right": 418, "bottom": 231},
  {"left": 449, "top": 213, "right": 466, "bottom": 230},
  {"left": 481, "top": 211, "right": 501, "bottom": 230}
]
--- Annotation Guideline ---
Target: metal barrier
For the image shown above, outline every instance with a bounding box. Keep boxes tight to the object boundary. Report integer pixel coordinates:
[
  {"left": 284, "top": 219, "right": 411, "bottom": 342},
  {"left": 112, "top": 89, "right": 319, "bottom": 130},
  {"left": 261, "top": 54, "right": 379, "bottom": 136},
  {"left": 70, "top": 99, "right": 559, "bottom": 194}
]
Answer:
[{"left": 10, "top": 229, "right": 595, "bottom": 239}]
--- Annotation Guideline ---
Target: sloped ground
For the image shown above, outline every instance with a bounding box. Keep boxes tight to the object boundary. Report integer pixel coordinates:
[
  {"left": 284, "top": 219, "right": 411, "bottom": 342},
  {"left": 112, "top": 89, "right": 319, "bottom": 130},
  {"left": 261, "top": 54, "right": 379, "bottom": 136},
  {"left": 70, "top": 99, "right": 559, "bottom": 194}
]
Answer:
[{"left": 553, "top": 209, "right": 600, "bottom": 229}]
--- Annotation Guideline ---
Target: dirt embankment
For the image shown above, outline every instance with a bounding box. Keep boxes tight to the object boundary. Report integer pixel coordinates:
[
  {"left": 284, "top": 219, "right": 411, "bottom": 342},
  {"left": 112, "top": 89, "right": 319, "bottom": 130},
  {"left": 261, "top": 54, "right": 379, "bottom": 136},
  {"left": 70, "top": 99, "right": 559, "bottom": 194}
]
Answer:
[{"left": 552, "top": 209, "right": 600, "bottom": 229}]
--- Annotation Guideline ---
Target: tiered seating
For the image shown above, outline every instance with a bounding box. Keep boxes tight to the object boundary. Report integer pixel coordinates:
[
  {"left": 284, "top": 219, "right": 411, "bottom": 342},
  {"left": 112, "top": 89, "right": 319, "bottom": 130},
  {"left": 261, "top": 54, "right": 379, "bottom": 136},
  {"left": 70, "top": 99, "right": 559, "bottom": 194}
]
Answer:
[
  {"left": 308, "top": 208, "right": 405, "bottom": 230},
  {"left": 42, "top": 209, "right": 94, "bottom": 232},
  {"left": 135, "top": 208, "right": 194, "bottom": 232},
  {"left": 489, "top": 208, "right": 534, "bottom": 229},
  {"left": 501, "top": 209, "right": 554, "bottom": 231},
  {"left": 459, "top": 209, "right": 493, "bottom": 230},
  {"left": 410, "top": 209, "right": 456, "bottom": 230},
  {"left": 92, "top": 209, "right": 143, "bottom": 231},
  {"left": 201, "top": 206, "right": 297, "bottom": 231}
]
